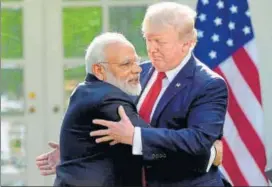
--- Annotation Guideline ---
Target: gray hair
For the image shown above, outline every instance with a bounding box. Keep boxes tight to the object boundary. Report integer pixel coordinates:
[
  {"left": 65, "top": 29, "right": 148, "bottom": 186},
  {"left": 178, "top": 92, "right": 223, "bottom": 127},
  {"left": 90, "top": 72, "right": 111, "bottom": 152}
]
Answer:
[
  {"left": 84, "top": 32, "right": 134, "bottom": 74},
  {"left": 142, "top": 2, "right": 197, "bottom": 42}
]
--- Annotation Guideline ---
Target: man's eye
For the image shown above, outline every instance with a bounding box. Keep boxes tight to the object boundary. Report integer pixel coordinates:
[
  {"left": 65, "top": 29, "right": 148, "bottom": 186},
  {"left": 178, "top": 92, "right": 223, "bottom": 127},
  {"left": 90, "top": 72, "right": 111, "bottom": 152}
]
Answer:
[
  {"left": 159, "top": 41, "right": 166, "bottom": 45},
  {"left": 121, "top": 62, "right": 130, "bottom": 66}
]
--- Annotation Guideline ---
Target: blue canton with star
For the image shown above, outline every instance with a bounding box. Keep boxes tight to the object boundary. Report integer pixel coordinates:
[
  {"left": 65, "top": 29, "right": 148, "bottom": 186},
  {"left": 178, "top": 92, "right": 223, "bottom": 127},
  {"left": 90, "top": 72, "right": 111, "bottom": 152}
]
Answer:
[{"left": 194, "top": 0, "right": 254, "bottom": 69}]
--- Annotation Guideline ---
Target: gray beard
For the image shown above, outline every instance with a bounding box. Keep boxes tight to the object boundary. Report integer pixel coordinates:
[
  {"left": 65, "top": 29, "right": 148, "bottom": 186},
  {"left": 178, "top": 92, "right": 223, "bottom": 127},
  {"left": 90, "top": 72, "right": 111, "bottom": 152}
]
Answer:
[{"left": 105, "top": 70, "right": 142, "bottom": 96}]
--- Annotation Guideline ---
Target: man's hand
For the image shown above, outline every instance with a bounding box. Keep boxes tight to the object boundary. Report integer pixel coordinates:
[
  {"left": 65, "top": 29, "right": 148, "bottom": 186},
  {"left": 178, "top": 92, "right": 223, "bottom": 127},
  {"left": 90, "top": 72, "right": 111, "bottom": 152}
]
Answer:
[
  {"left": 90, "top": 106, "right": 135, "bottom": 145},
  {"left": 36, "top": 142, "right": 60, "bottom": 176},
  {"left": 213, "top": 140, "right": 223, "bottom": 166}
]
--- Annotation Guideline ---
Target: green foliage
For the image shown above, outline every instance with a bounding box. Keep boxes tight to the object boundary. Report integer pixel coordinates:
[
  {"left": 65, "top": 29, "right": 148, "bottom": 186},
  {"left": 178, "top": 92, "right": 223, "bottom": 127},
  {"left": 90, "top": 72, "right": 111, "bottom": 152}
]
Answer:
[
  {"left": 1, "top": 0, "right": 21, "bottom": 2},
  {"left": 1, "top": 8, "right": 23, "bottom": 100},
  {"left": 10, "top": 139, "right": 22, "bottom": 149},
  {"left": 0, "top": 68, "right": 23, "bottom": 99},
  {"left": 1, "top": 6, "right": 147, "bottom": 107},
  {"left": 109, "top": 6, "right": 147, "bottom": 57},
  {"left": 63, "top": 7, "right": 102, "bottom": 57},
  {"left": 64, "top": 65, "right": 85, "bottom": 81},
  {"left": 1, "top": 8, "right": 23, "bottom": 58}
]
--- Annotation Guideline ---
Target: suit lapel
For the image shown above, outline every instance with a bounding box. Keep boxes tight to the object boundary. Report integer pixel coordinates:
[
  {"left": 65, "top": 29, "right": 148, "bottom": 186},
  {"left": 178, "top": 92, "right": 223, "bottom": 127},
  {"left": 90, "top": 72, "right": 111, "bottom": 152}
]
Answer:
[
  {"left": 135, "top": 63, "right": 154, "bottom": 104},
  {"left": 150, "top": 56, "right": 196, "bottom": 127}
]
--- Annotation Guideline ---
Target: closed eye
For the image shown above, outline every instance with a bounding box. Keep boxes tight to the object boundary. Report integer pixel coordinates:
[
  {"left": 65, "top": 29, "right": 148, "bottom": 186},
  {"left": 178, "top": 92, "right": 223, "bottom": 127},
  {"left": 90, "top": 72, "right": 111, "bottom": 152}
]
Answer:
[
  {"left": 120, "top": 61, "right": 131, "bottom": 67},
  {"left": 158, "top": 41, "right": 167, "bottom": 45}
]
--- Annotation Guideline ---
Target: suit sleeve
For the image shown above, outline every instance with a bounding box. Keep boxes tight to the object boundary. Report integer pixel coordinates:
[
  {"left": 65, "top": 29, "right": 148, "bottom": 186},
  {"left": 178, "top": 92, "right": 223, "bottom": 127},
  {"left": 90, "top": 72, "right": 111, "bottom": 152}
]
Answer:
[
  {"left": 98, "top": 92, "right": 149, "bottom": 129},
  {"left": 141, "top": 78, "right": 228, "bottom": 163},
  {"left": 95, "top": 92, "right": 148, "bottom": 186}
]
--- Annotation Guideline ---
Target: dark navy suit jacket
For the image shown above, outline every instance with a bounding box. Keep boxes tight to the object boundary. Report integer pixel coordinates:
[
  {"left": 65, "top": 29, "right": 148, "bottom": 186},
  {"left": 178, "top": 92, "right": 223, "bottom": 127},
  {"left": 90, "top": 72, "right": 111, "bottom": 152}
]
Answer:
[
  {"left": 54, "top": 74, "right": 148, "bottom": 186},
  {"left": 138, "top": 55, "right": 229, "bottom": 186}
]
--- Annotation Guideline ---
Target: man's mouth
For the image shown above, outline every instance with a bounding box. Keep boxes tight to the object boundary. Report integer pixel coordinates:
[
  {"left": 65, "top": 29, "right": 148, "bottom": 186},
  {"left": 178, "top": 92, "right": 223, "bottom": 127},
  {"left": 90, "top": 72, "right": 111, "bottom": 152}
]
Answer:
[{"left": 129, "top": 78, "right": 140, "bottom": 84}]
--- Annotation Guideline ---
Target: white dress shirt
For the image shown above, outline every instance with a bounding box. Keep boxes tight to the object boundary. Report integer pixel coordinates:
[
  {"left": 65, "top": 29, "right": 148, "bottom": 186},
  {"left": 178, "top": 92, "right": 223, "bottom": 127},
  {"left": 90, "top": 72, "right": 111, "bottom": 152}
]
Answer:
[{"left": 133, "top": 52, "right": 216, "bottom": 172}]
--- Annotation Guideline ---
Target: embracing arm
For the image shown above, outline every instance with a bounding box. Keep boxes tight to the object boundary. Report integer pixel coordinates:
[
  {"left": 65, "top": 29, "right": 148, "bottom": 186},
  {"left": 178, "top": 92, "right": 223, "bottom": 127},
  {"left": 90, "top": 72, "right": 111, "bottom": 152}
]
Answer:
[
  {"left": 140, "top": 78, "right": 228, "bottom": 163},
  {"left": 98, "top": 92, "right": 149, "bottom": 129},
  {"left": 90, "top": 80, "right": 227, "bottom": 170}
]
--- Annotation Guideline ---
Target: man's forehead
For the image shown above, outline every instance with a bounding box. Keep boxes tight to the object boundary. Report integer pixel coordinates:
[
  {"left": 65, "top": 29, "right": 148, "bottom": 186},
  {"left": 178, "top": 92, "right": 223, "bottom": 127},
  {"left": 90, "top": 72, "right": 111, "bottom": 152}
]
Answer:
[
  {"left": 106, "top": 43, "right": 136, "bottom": 60},
  {"left": 145, "top": 31, "right": 170, "bottom": 39},
  {"left": 144, "top": 26, "right": 177, "bottom": 39},
  {"left": 119, "top": 55, "right": 138, "bottom": 62}
]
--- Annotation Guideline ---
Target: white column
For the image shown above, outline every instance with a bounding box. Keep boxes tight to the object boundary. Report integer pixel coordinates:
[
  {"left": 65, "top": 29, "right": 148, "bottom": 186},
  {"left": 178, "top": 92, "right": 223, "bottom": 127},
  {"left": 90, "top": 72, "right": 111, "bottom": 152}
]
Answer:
[
  {"left": 43, "top": 0, "right": 64, "bottom": 185},
  {"left": 23, "top": 0, "right": 46, "bottom": 185}
]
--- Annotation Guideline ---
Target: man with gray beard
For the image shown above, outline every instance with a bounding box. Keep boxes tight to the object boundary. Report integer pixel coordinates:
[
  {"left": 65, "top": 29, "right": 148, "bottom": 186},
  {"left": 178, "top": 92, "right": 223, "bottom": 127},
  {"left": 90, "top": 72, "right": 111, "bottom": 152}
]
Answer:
[{"left": 53, "top": 32, "right": 148, "bottom": 186}]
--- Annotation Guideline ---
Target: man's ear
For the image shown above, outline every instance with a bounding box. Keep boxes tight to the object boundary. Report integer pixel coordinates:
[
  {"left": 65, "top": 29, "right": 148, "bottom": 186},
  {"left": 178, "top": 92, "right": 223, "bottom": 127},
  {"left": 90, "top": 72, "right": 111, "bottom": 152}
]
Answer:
[
  {"left": 182, "top": 40, "right": 195, "bottom": 53},
  {"left": 92, "top": 64, "right": 105, "bottom": 81}
]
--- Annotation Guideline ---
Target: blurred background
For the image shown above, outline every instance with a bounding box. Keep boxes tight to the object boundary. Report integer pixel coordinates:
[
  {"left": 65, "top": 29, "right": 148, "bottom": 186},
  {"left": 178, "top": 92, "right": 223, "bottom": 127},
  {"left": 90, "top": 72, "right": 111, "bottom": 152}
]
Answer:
[{"left": 1, "top": 0, "right": 272, "bottom": 186}]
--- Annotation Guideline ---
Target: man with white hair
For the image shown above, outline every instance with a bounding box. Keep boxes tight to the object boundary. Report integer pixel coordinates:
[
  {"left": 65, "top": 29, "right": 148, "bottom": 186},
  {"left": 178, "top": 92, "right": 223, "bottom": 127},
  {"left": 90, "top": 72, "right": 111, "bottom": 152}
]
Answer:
[
  {"left": 90, "top": 2, "right": 230, "bottom": 186},
  {"left": 51, "top": 32, "right": 149, "bottom": 186}
]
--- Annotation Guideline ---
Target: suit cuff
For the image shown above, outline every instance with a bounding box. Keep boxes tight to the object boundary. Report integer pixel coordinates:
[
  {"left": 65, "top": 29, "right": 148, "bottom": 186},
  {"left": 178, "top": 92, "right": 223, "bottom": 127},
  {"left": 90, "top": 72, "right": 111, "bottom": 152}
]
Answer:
[
  {"left": 206, "top": 146, "right": 216, "bottom": 172},
  {"left": 132, "top": 127, "right": 143, "bottom": 155}
]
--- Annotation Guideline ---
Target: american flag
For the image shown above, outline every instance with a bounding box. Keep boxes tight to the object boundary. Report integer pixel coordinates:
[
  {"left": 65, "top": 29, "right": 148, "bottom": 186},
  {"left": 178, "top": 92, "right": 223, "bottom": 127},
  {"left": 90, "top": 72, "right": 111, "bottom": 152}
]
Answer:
[{"left": 194, "top": 0, "right": 268, "bottom": 186}]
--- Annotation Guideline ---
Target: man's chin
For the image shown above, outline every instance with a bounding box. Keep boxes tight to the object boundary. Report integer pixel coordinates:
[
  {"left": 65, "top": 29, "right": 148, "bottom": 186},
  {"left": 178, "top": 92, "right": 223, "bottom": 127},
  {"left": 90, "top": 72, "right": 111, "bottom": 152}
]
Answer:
[
  {"left": 127, "top": 89, "right": 142, "bottom": 96},
  {"left": 124, "top": 84, "right": 142, "bottom": 96},
  {"left": 107, "top": 78, "right": 141, "bottom": 96}
]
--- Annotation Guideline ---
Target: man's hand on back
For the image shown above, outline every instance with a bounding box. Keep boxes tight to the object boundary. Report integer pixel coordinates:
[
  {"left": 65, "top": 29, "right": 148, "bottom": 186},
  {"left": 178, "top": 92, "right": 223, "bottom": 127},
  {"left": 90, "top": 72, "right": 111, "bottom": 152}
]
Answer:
[
  {"left": 213, "top": 140, "right": 223, "bottom": 166},
  {"left": 35, "top": 142, "right": 60, "bottom": 176}
]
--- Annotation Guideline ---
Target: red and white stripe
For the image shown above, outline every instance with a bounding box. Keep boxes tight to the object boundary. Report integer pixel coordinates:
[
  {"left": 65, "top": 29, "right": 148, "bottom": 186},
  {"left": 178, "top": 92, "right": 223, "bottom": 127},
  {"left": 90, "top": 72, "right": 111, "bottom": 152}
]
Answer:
[{"left": 214, "top": 40, "right": 268, "bottom": 186}]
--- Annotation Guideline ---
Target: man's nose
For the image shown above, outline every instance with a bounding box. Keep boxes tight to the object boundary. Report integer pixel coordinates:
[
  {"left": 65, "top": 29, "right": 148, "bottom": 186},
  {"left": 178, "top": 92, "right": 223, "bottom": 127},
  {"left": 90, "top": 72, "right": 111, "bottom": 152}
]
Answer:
[
  {"left": 147, "top": 41, "right": 158, "bottom": 53},
  {"left": 132, "top": 63, "right": 142, "bottom": 74}
]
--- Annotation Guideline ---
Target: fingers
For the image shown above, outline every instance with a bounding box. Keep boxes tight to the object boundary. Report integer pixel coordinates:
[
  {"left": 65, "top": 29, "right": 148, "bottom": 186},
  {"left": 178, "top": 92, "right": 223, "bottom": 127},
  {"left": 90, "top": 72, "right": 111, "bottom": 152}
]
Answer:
[
  {"left": 39, "top": 165, "right": 54, "bottom": 170},
  {"left": 48, "top": 142, "right": 59, "bottom": 149},
  {"left": 36, "top": 159, "right": 49, "bottom": 166},
  {"left": 213, "top": 140, "right": 223, "bottom": 166},
  {"left": 118, "top": 105, "right": 129, "bottom": 121},
  {"left": 214, "top": 140, "right": 222, "bottom": 146},
  {"left": 214, "top": 140, "right": 223, "bottom": 152},
  {"left": 110, "top": 140, "right": 119, "bottom": 146},
  {"left": 92, "top": 119, "right": 113, "bottom": 128},
  {"left": 95, "top": 136, "right": 114, "bottom": 143},
  {"left": 36, "top": 154, "right": 48, "bottom": 161},
  {"left": 40, "top": 168, "right": 56, "bottom": 176},
  {"left": 90, "top": 129, "right": 110, "bottom": 137},
  {"left": 213, "top": 156, "right": 222, "bottom": 166}
]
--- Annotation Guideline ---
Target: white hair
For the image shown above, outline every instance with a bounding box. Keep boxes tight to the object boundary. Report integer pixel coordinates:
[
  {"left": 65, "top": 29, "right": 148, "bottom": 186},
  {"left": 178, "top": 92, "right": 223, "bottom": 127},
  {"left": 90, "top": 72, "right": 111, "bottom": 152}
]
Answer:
[
  {"left": 142, "top": 2, "right": 197, "bottom": 41},
  {"left": 84, "top": 32, "right": 134, "bottom": 74}
]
